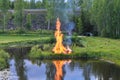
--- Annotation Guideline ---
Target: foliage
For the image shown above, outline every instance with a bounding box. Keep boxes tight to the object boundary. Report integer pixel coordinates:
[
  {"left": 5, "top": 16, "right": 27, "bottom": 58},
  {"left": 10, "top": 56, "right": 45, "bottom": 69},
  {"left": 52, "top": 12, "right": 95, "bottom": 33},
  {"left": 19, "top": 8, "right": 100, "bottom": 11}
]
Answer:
[
  {"left": 23, "top": 0, "right": 30, "bottom": 9},
  {"left": 82, "top": 0, "right": 120, "bottom": 38},
  {"left": 14, "top": 0, "right": 24, "bottom": 30},
  {"left": 29, "top": 45, "right": 43, "bottom": 58},
  {"left": 44, "top": 0, "right": 54, "bottom": 29},
  {"left": 80, "top": 0, "right": 95, "bottom": 35},
  {"left": 0, "top": 0, "right": 119, "bottom": 39},
  {"left": 36, "top": 1, "right": 44, "bottom": 8},
  {"left": 72, "top": 36, "right": 85, "bottom": 47},
  {"left": 73, "top": 16, "right": 83, "bottom": 35},
  {"left": 30, "top": 0, "right": 36, "bottom": 9},
  {"left": 0, "top": 49, "right": 9, "bottom": 70},
  {"left": 0, "top": 0, "right": 9, "bottom": 32},
  {"left": 0, "top": 0, "right": 9, "bottom": 13},
  {"left": 25, "top": 13, "right": 32, "bottom": 30}
]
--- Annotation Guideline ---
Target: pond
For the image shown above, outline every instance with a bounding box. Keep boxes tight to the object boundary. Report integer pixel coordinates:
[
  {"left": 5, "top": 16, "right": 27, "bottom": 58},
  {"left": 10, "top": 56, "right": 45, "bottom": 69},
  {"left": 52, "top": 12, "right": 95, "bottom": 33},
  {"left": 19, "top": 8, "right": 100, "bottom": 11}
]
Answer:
[{"left": 5, "top": 47, "right": 120, "bottom": 80}]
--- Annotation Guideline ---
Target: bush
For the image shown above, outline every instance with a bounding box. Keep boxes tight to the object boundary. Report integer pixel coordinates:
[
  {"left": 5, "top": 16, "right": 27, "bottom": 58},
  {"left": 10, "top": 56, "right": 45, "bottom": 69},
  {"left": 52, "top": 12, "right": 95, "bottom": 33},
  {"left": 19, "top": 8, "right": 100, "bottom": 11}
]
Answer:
[
  {"left": 0, "top": 49, "right": 9, "bottom": 60},
  {"left": 72, "top": 37, "right": 85, "bottom": 47},
  {"left": 0, "top": 49, "right": 9, "bottom": 70},
  {"left": 29, "top": 45, "right": 43, "bottom": 58},
  {"left": 0, "top": 58, "right": 7, "bottom": 70}
]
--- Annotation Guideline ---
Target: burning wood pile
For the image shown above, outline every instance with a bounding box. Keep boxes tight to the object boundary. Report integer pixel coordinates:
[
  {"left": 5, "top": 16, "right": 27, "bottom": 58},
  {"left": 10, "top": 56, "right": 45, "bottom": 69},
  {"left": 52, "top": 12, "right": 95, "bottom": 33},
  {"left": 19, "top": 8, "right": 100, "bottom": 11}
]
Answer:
[{"left": 52, "top": 18, "right": 72, "bottom": 54}]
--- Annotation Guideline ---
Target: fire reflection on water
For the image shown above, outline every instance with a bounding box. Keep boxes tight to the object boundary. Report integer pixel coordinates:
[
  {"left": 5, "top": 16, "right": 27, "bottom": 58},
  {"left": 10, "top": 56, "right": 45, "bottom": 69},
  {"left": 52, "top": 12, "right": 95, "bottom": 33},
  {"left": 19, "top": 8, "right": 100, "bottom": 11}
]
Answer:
[{"left": 53, "top": 60, "right": 71, "bottom": 80}]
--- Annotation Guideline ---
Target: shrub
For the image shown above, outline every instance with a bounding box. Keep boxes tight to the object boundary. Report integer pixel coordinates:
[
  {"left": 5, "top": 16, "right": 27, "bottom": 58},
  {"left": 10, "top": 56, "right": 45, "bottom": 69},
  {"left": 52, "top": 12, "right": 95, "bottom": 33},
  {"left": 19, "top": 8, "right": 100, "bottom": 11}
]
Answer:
[
  {"left": 0, "top": 49, "right": 9, "bottom": 59},
  {"left": 0, "top": 49, "right": 9, "bottom": 70},
  {"left": 29, "top": 45, "right": 43, "bottom": 58},
  {"left": 0, "top": 58, "right": 7, "bottom": 70},
  {"left": 72, "top": 37, "right": 85, "bottom": 47}
]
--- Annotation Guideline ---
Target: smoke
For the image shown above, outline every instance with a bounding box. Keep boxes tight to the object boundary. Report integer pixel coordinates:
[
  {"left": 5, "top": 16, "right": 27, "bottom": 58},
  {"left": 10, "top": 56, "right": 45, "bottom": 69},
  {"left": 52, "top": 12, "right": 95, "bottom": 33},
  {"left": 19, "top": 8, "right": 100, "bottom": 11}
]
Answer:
[
  {"left": 54, "top": 0, "right": 77, "bottom": 46},
  {"left": 54, "top": 0, "right": 75, "bottom": 23},
  {"left": 65, "top": 22, "right": 75, "bottom": 32},
  {"left": 64, "top": 22, "right": 75, "bottom": 46}
]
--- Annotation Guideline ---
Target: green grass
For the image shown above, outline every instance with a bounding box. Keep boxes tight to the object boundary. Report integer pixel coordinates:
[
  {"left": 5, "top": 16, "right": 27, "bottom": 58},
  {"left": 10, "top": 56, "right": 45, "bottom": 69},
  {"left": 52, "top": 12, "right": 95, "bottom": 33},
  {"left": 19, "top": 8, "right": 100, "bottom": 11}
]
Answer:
[
  {"left": 72, "top": 37, "right": 120, "bottom": 54},
  {"left": 0, "top": 34, "right": 54, "bottom": 47},
  {"left": 0, "top": 34, "right": 49, "bottom": 44},
  {"left": 72, "top": 37, "right": 120, "bottom": 65}
]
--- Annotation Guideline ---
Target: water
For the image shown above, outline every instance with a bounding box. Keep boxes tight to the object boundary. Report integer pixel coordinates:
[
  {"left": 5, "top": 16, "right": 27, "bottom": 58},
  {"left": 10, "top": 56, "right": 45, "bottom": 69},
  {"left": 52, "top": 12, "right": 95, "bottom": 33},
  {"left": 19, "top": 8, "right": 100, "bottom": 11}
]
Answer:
[{"left": 5, "top": 47, "right": 120, "bottom": 80}]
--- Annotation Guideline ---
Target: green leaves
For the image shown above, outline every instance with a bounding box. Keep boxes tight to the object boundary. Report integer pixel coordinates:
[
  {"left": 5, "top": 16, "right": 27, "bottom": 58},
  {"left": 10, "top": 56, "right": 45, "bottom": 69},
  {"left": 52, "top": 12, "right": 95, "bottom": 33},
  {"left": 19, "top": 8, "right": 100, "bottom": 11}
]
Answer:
[
  {"left": 0, "top": 0, "right": 9, "bottom": 13},
  {"left": 89, "top": 0, "right": 120, "bottom": 38},
  {"left": 0, "top": 49, "right": 9, "bottom": 70},
  {"left": 14, "top": 0, "right": 24, "bottom": 29},
  {"left": 0, "top": 0, "right": 9, "bottom": 32},
  {"left": 78, "top": 0, "right": 120, "bottom": 38},
  {"left": 25, "top": 13, "right": 32, "bottom": 30}
]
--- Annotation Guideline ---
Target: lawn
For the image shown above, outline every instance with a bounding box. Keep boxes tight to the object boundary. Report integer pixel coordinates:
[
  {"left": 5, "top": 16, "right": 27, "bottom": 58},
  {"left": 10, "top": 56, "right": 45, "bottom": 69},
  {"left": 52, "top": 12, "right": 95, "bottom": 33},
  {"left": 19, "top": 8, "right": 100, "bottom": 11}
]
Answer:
[
  {"left": 0, "top": 34, "right": 49, "bottom": 44},
  {"left": 73, "top": 37, "right": 120, "bottom": 55},
  {"left": 71, "top": 37, "right": 120, "bottom": 65}
]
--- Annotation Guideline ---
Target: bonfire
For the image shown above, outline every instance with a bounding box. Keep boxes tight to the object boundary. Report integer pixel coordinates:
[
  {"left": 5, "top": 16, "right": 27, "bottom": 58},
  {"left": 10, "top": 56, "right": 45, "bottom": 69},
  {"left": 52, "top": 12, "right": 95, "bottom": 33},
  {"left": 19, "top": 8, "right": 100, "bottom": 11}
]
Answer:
[{"left": 52, "top": 18, "right": 72, "bottom": 54}]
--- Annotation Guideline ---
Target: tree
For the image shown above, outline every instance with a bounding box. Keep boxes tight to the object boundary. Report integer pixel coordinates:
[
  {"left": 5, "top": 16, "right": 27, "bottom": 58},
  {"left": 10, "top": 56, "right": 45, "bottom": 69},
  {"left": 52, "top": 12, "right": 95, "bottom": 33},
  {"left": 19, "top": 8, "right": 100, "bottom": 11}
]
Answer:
[
  {"left": 36, "top": 1, "right": 43, "bottom": 9},
  {"left": 44, "top": 0, "right": 54, "bottom": 30},
  {"left": 9, "top": 0, "right": 14, "bottom": 9},
  {"left": 74, "top": 0, "right": 94, "bottom": 35},
  {"left": 89, "top": 0, "right": 120, "bottom": 38},
  {"left": 30, "top": 0, "right": 36, "bottom": 9},
  {"left": 44, "top": 0, "right": 75, "bottom": 30},
  {"left": 73, "top": 15, "right": 83, "bottom": 35},
  {"left": 0, "top": 0, "right": 9, "bottom": 32},
  {"left": 25, "top": 13, "right": 32, "bottom": 30},
  {"left": 23, "top": 0, "right": 30, "bottom": 9},
  {"left": 14, "top": 0, "right": 24, "bottom": 30}
]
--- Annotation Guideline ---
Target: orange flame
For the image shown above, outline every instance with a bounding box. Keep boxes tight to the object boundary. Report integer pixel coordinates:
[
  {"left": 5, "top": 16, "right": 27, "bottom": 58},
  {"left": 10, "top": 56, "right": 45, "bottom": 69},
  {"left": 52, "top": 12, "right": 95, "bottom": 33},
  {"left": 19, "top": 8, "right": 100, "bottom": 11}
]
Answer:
[
  {"left": 53, "top": 60, "right": 71, "bottom": 80},
  {"left": 52, "top": 18, "right": 71, "bottom": 54}
]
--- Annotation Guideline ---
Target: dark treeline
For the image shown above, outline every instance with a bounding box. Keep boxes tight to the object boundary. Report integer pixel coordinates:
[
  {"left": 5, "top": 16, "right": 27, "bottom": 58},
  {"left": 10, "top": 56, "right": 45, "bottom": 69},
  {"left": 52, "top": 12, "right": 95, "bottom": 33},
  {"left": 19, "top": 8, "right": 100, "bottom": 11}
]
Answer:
[{"left": 0, "top": 0, "right": 120, "bottom": 38}]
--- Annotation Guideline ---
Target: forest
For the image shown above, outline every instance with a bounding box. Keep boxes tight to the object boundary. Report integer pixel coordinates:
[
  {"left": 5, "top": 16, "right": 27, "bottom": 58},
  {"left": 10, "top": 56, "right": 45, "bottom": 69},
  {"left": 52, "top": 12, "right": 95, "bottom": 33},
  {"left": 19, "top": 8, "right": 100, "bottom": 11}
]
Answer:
[{"left": 0, "top": 0, "right": 119, "bottom": 38}]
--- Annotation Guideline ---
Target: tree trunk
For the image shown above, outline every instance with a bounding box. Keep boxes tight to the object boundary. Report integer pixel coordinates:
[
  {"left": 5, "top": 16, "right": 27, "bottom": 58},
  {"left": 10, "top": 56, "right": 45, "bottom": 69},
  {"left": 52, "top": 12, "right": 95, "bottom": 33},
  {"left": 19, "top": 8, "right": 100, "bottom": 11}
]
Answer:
[
  {"left": 3, "top": 15, "right": 6, "bottom": 32},
  {"left": 47, "top": 19, "right": 50, "bottom": 30}
]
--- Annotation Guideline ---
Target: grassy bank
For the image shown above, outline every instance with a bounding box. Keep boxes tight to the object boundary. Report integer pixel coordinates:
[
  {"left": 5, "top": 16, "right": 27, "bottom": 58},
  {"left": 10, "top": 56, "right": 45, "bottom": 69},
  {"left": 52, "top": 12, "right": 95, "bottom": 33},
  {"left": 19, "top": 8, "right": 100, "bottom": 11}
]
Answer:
[
  {"left": 28, "top": 36, "right": 120, "bottom": 65},
  {"left": 0, "top": 34, "right": 120, "bottom": 67},
  {"left": 72, "top": 37, "right": 120, "bottom": 64}
]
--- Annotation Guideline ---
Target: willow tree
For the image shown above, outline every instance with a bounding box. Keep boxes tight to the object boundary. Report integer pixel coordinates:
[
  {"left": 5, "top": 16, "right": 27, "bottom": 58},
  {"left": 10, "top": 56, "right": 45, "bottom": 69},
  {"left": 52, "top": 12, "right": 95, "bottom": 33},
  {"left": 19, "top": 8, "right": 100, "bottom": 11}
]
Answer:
[
  {"left": 14, "top": 0, "right": 24, "bottom": 30},
  {"left": 0, "top": 0, "right": 9, "bottom": 32}
]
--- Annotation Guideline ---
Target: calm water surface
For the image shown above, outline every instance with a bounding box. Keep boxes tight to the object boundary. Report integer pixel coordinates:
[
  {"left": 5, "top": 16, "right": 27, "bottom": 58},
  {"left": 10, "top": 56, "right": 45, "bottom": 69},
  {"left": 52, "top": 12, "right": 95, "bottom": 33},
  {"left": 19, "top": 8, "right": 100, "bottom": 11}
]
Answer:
[{"left": 6, "top": 47, "right": 120, "bottom": 80}]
